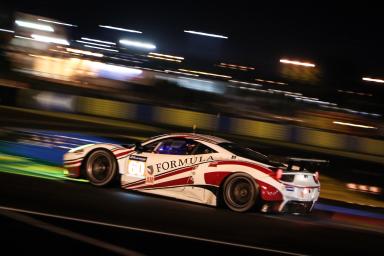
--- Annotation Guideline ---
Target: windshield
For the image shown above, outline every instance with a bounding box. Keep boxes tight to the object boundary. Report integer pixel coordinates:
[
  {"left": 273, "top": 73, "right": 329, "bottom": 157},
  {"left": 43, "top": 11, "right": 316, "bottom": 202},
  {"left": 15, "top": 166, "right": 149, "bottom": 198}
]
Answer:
[{"left": 219, "top": 142, "right": 275, "bottom": 166}]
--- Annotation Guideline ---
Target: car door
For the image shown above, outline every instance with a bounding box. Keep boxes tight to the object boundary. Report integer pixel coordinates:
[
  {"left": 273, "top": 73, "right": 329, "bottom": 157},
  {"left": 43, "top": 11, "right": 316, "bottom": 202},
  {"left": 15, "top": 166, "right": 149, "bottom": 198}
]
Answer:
[
  {"left": 123, "top": 140, "right": 161, "bottom": 186},
  {"left": 129, "top": 138, "right": 196, "bottom": 192},
  {"left": 150, "top": 138, "right": 198, "bottom": 192},
  {"left": 185, "top": 142, "right": 220, "bottom": 201}
]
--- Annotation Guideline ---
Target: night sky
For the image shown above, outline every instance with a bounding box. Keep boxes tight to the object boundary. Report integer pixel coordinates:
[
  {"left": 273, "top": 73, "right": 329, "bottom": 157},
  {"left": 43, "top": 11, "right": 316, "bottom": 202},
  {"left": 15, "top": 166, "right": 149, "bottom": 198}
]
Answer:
[{"left": 1, "top": 1, "right": 383, "bottom": 91}]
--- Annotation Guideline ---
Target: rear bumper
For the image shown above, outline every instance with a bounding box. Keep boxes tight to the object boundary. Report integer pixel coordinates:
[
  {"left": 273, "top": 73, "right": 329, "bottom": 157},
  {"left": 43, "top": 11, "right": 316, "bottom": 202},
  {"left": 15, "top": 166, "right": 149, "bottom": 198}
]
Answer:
[
  {"left": 281, "top": 200, "right": 315, "bottom": 213},
  {"left": 261, "top": 200, "right": 316, "bottom": 214}
]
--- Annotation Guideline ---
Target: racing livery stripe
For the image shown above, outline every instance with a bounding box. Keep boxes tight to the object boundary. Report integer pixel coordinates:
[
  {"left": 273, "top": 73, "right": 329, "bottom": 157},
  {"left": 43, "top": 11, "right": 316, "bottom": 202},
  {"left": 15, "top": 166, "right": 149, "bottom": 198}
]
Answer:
[
  {"left": 66, "top": 149, "right": 132, "bottom": 163},
  {"left": 204, "top": 171, "right": 232, "bottom": 186},
  {"left": 281, "top": 183, "right": 320, "bottom": 189},
  {"left": 112, "top": 148, "right": 130, "bottom": 153},
  {"left": 63, "top": 156, "right": 84, "bottom": 162},
  {"left": 156, "top": 166, "right": 195, "bottom": 180},
  {"left": 204, "top": 171, "right": 283, "bottom": 201},
  {"left": 134, "top": 176, "right": 193, "bottom": 190},
  {"left": 215, "top": 160, "right": 273, "bottom": 175},
  {"left": 123, "top": 179, "right": 145, "bottom": 188},
  {"left": 64, "top": 159, "right": 83, "bottom": 165},
  {"left": 139, "top": 184, "right": 219, "bottom": 194},
  {"left": 117, "top": 155, "right": 131, "bottom": 160},
  {"left": 123, "top": 160, "right": 272, "bottom": 188},
  {"left": 258, "top": 180, "right": 283, "bottom": 201},
  {"left": 123, "top": 166, "right": 197, "bottom": 188},
  {"left": 153, "top": 160, "right": 214, "bottom": 179}
]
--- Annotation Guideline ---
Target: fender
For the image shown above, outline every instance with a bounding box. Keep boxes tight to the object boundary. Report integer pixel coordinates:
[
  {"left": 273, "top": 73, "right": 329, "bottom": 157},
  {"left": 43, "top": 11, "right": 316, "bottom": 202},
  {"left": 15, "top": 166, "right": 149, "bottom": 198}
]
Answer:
[{"left": 63, "top": 143, "right": 134, "bottom": 177}]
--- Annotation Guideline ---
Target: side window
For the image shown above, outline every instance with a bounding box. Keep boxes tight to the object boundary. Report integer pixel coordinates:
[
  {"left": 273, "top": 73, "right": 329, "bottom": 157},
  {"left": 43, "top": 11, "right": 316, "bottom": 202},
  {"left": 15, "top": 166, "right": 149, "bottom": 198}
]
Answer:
[
  {"left": 142, "top": 141, "right": 160, "bottom": 153},
  {"left": 193, "top": 143, "right": 217, "bottom": 154},
  {"left": 155, "top": 139, "right": 199, "bottom": 155}
]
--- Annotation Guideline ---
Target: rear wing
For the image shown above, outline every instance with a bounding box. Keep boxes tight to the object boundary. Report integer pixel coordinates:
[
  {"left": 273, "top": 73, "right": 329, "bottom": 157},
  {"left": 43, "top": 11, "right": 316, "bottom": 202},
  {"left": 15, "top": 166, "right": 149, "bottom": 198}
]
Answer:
[{"left": 286, "top": 157, "right": 329, "bottom": 172}]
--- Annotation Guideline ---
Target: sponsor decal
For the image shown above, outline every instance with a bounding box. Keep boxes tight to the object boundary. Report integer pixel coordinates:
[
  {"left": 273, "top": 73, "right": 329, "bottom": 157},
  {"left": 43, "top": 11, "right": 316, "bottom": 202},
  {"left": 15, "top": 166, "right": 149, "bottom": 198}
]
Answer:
[
  {"left": 285, "top": 186, "right": 295, "bottom": 191},
  {"left": 154, "top": 155, "right": 214, "bottom": 173},
  {"left": 129, "top": 155, "right": 147, "bottom": 162},
  {"left": 145, "top": 165, "right": 155, "bottom": 184},
  {"left": 127, "top": 155, "right": 147, "bottom": 178}
]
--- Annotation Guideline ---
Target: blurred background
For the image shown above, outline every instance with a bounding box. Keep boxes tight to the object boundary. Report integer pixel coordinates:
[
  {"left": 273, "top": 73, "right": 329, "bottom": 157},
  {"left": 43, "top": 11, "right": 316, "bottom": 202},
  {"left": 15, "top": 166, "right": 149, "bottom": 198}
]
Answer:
[
  {"left": 0, "top": 2, "right": 384, "bottom": 201},
  {"left": 0, "top": 2, "right": 384, "bottom": 253}
]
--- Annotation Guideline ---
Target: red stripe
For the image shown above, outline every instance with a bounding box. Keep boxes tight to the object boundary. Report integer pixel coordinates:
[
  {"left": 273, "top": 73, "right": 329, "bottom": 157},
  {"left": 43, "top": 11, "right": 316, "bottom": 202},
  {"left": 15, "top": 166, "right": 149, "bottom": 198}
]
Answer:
[
  {"left": 124, "top": 166, "right": 194, "bottom": 188},
  {"left": 216, "top": 160, "right": 273, "bottom": 175},
  {"left": 135, "top": 176, "right": 192, "bottom": 190},
  {"left": 117, "top": 155, "right": 130, "bottom": 160},
  {"left": 64, "top": 159, "right": 83, "bottom": 165},
  {"left": 156, "top": 166, "right": 194, "bottom": 180},
  {"left": 204, "top": 171, "right": 231, "bottom": 186},
  {"left": 204, "top": 171, "right": 283, "bottom": 201},
  {"left": 125, "top": 180, "right": 145, "bottom": 188},
  {"left": 283, "top": 184, "right": 320, "bottom": 189},
  {"left": 259, "top": 180, "right": 283, "bottom": 201}
]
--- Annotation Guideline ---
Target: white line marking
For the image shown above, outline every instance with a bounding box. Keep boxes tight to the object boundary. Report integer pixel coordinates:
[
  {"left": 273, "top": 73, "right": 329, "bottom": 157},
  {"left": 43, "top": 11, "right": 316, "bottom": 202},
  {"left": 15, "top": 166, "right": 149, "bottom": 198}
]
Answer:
[
  {"left": 0, "top": 206, "right": 306, "bottom": 256},
  {"left": 0, "top": 208, "right": 142, "bottom": 256}
]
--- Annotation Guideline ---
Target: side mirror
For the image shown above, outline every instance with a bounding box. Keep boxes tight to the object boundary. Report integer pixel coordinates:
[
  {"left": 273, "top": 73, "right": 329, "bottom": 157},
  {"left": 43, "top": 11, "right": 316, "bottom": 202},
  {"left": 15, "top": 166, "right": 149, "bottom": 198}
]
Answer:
[{"left": 135, "top": 142, "right": 144, "bottom": 153}]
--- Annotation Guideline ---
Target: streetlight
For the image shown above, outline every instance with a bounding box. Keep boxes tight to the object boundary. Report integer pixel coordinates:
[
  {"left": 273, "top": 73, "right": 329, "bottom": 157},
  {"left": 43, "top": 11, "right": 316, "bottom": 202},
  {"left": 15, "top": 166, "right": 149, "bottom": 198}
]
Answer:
[
  {"left": 280, "top": 59, "right": 315, "bottom": 67},
  {"left": 184, "top": 30, "right": 228, "bottom": 39},
  {"left": 119, "top": 39, "right": 156, "bottom": 50},
  {"left": 99, "top": 25, "right": 142, "bottom": 34},
  {"left": 362, "top": 77, "right": 384, "bottom": 84}
]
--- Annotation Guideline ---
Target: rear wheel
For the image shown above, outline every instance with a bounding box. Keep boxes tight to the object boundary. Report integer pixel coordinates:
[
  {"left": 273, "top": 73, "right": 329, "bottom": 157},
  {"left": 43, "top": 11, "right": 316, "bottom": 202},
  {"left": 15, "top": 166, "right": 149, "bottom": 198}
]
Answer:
[
  {"left": 85, "top": 150, "right": 117, "bottom": 186},
  {"left": 223, "top": 173, "right": 259, "bottom": 212}
]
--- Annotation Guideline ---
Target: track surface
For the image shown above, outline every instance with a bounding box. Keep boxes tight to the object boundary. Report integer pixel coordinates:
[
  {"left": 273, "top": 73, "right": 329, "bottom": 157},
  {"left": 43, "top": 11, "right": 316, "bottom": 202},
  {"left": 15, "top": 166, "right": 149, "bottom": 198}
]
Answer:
[
  {"left": 1, "top": 106, "right": 384, "bottom": 255},
  {"left": 1, "top": 172, "right": 383, "bottom": 255}
]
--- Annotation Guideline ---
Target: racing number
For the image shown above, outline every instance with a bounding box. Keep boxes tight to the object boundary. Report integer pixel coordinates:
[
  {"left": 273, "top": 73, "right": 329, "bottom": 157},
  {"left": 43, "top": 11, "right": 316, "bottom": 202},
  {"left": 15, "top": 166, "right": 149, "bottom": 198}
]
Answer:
[
  {"left": 128, "top": 160, "right": 145, "bottom": 178},
  {"left": 127, "top": 158, "right": 155, "bottom": 184}
]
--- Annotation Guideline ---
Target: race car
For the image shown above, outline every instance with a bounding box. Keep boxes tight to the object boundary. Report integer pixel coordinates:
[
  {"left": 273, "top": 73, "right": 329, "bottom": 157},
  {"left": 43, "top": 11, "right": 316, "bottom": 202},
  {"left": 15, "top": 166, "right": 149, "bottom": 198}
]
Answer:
[{"left": 63, "top": 133, "right": 324, "bottom": 213}]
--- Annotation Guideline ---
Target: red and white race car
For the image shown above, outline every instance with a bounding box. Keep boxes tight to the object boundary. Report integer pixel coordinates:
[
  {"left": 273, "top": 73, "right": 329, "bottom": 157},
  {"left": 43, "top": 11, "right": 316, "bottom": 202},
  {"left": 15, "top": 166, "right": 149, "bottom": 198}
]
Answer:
[{"left": 63, "top": 133, "right": 323, "bottom": 213}]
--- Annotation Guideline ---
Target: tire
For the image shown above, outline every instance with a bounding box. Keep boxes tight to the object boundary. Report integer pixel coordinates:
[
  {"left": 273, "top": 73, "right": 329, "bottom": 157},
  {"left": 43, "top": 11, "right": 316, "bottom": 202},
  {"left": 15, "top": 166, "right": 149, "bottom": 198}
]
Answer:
[
  {"left": 85, "top": 149, "right": 118, "bottom": 186},
  {"left": 222, "top": 173, "right": 259, "bottom": 212}
]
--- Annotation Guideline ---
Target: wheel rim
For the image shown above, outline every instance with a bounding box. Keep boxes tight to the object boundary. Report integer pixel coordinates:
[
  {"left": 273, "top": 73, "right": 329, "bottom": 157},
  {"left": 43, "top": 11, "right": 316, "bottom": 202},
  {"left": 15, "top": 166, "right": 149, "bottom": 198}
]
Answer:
[
  {"left": 88, "top": 153, "right": 112, "bottom": 182},
  {"left": 226, "top": 177, "right": 254, "bottom": 208}
]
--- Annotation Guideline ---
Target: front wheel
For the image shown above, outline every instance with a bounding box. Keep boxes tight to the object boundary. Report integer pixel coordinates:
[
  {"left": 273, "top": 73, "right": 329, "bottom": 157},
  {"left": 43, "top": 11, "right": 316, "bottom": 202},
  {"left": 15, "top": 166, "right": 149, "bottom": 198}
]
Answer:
[
  {"left": 85, "top": 149, "right": 118, "bottom": 186},
  {"left": 222, "top": 173, "right": 259, "bottom": 212}
]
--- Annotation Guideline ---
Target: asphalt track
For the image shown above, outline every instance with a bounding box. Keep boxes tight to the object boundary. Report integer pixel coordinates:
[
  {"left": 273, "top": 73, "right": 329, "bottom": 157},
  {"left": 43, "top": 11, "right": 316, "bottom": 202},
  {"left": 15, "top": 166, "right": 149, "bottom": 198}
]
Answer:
[
  {"left": 1, "top": 106, "right": 384, "bottom": 255},
  {"left": 1, "top": 171, "right": 384, "bottom": 256}
]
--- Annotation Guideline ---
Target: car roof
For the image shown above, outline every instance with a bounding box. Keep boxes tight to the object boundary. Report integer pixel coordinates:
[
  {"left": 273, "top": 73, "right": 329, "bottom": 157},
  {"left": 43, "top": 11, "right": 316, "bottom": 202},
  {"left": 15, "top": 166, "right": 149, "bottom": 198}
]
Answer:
[{"left": 147, "top": 133, "right": 231, "bottom": 145}]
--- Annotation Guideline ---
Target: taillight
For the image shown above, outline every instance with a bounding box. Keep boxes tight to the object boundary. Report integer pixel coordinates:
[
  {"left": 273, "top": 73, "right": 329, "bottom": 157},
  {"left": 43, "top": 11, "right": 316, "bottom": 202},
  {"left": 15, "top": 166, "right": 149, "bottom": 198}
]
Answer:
[
  {"left": 314, "top": 171, "right": 320, "bottom": 182},
  {"left": 276, "top": 168, "right": 283, "bottom": 180},
  {"left": 302, "top": 188, "right": 310, "bottom": 195}
]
